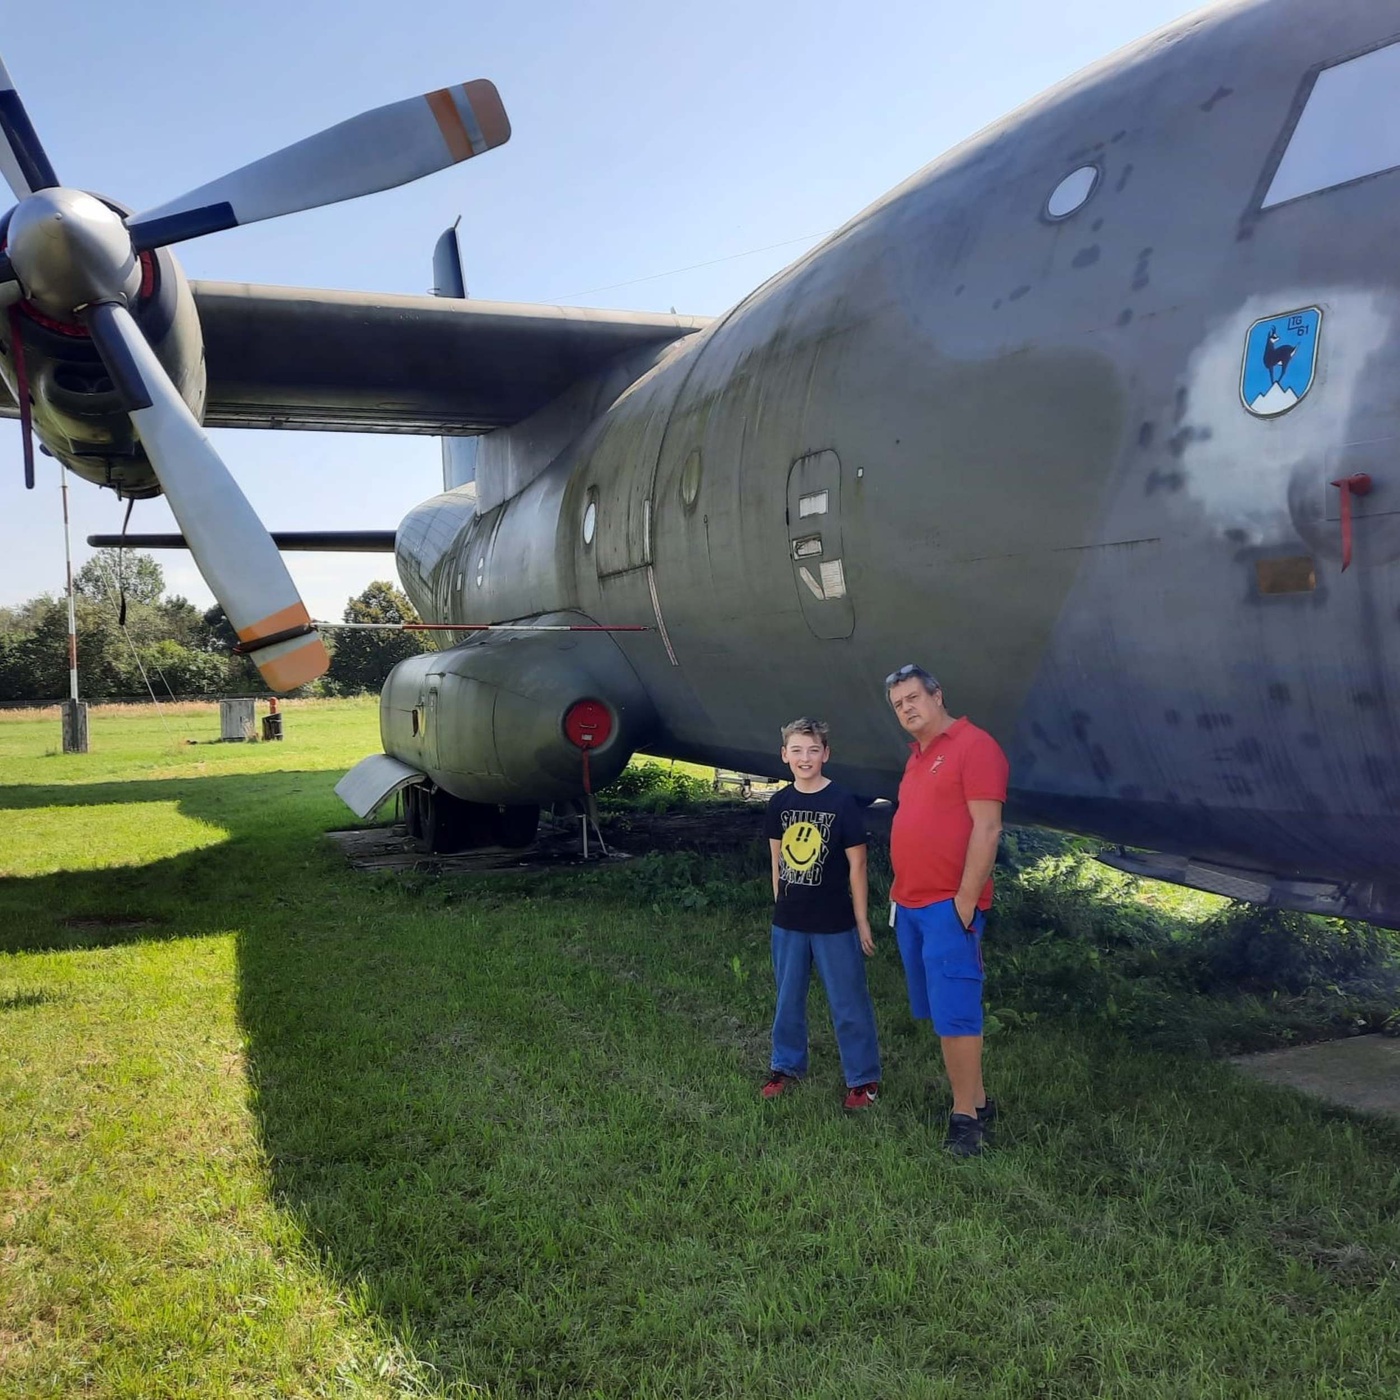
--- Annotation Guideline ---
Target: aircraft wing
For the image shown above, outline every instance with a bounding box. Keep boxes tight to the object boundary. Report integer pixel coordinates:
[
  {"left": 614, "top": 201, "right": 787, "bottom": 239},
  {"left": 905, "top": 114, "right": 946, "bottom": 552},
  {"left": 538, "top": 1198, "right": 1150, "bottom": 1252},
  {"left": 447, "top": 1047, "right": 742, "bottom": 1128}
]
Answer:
[
  {"left": 0, "top": 286, "right": 708, "bottom": 433},
  {"left": 188, "top": 282, "right": 709, "bottom": 434}
]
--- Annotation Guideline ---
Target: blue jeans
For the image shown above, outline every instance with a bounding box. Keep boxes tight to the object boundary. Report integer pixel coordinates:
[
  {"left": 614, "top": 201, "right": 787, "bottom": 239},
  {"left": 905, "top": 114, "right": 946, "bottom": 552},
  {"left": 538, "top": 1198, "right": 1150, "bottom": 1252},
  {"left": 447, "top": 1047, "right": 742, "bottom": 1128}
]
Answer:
[{"left": 770, "top": 925, "right": 882, "bottom": 1086}]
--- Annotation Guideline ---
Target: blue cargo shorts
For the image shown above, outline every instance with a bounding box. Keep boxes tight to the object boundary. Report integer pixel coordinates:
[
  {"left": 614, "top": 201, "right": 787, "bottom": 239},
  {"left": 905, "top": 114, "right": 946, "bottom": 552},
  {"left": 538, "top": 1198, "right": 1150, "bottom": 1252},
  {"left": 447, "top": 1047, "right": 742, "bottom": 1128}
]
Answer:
[{"left": 894, "top": 897, "right": 986, "bottom": 1036}]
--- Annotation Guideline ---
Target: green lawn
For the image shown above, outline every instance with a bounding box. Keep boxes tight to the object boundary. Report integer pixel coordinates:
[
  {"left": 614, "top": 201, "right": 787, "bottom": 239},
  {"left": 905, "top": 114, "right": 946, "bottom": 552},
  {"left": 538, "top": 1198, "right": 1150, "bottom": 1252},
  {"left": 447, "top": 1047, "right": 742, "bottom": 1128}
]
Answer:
[{"left": 2, "top": 700, "right": 1399, "bottom": 1397}]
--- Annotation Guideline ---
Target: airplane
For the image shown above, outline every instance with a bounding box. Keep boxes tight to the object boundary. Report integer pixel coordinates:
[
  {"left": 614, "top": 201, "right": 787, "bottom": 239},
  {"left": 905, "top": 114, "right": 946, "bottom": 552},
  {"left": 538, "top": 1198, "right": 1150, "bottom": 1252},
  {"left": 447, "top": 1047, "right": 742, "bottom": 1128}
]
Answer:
[{"left": 6, "top": 0, "right": 1400, "bottom": 927}]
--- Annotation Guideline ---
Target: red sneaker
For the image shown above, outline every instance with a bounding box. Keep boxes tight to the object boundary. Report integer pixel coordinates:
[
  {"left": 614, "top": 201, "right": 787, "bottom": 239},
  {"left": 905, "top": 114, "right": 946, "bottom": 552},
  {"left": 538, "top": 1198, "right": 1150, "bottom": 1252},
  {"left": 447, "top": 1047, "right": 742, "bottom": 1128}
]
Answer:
[
  {"left": 761, "top": 1071, "right": 798, "bottom": 1099},
  {"left": 843, "top": 1082, "right": 880, "bottom": 1111}
]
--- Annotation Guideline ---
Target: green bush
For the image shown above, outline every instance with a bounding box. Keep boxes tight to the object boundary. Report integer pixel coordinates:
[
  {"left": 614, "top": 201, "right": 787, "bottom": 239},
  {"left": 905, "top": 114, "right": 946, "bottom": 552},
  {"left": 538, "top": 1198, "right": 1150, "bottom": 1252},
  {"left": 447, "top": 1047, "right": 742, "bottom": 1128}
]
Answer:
[
  {"left": 550, "top": 811, "right": 1400, "bottom": 1056},
  {"left": 129, "top": 639, "right": 230, "bottom": 697},
  {"left": 1190, "top": 903, "right": 1400, "bottom": 997},
  {"left": 599, "top": 762, "right": 713, "bottom": 813},
  {"left": 984, "top": 841, "right": 1400, "bottom": 1054}
]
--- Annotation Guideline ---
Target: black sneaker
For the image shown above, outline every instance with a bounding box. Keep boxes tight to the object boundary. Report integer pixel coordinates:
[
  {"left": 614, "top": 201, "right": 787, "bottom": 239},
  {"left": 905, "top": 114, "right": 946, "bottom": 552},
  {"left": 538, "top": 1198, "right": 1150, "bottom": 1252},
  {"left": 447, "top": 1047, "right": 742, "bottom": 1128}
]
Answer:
[
  {"left": 977, "top": 1097, "right": 998, "bottom": 1128},
  {"left": 944, "top": 1112, "right": 985, "bottom": 1158}
]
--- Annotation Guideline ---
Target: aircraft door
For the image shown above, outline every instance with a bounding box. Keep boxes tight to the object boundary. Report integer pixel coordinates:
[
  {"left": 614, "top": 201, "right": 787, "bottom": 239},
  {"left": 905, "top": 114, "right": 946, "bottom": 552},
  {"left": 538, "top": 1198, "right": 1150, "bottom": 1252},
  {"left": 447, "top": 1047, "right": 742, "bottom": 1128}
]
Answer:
[
  {"left": 594, "top": 401, "right": 669, "bottom": 577},
  {"left": 786, "top": 450, "right": 854, "bottom": 640},
  {"left": 423, "top": 677, "right": 441, "bottom": 771}
]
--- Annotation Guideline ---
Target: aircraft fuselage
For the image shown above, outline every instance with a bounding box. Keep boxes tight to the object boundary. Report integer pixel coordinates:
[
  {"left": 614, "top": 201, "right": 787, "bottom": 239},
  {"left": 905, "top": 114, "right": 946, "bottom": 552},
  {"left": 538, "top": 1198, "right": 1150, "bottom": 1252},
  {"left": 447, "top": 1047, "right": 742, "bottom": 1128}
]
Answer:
[{"left": 386, "top": 0, "right": 1400, "bottom": 920}]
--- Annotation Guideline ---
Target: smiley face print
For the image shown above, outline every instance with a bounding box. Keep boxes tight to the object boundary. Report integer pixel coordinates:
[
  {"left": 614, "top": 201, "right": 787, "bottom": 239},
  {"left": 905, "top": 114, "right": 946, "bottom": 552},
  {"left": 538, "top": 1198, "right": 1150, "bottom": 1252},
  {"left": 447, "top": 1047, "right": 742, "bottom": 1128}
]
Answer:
[
  {"left": 782, "top": 820, "right": 824, "bottom": 871},
  {"left": 779, "top": 809, "right": 834, "bottom": 885}
]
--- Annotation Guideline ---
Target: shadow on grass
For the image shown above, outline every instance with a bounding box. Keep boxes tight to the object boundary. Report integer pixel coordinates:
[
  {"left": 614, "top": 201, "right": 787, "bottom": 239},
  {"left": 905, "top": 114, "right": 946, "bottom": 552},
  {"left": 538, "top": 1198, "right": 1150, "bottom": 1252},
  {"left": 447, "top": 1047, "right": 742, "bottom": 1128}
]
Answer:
[
  {"left": 7, "top": 769, "right": 1400, "bottom": 1395},
  {"left": 0, "top": 769, "right": 354, "bottom": 954},
  {"left": 230, "top": 855, "right": 1400, "bottom": 1394}
]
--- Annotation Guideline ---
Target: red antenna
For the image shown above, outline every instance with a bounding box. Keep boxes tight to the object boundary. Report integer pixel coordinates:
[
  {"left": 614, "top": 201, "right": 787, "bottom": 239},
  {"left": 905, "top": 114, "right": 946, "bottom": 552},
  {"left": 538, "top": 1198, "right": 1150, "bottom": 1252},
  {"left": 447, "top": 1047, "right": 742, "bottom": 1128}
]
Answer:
[{"left": 1330, "top": 473, "right": 1373, "bottom": 572}]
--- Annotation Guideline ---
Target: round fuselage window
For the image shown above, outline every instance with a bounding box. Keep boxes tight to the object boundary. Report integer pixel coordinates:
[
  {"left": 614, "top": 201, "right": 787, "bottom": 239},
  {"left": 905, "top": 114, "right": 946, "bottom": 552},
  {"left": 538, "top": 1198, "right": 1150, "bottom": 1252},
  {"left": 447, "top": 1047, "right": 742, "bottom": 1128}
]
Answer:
[{"left": 1045, "top": 165, "right": 1099, "bottom": 219}]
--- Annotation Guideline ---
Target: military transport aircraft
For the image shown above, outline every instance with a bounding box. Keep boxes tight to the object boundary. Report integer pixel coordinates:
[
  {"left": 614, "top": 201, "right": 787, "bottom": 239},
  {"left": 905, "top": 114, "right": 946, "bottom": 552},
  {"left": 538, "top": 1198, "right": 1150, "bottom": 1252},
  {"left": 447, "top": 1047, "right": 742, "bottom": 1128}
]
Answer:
[{"left": 6, "top": 0, "right": 1400, "bottom": 926}]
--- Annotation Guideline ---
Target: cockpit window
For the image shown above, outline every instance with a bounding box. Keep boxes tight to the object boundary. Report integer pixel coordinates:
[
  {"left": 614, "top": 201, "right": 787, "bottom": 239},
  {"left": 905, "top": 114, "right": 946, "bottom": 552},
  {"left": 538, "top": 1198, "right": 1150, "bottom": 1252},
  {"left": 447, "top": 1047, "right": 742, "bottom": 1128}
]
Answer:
[{"left": 1262, "top": 39, "right": 1400, "bottom": 208}]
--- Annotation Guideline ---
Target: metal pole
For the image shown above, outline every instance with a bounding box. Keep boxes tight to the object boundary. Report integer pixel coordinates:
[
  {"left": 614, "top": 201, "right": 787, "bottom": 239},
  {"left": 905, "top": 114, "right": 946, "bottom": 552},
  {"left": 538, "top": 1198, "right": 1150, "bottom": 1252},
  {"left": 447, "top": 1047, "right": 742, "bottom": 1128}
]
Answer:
[
  {"left": 60, "top": 465, "right": 78, "bottom": 702},
  {"left": 58, "top": 465, "right": 89, "bottom": 753}
]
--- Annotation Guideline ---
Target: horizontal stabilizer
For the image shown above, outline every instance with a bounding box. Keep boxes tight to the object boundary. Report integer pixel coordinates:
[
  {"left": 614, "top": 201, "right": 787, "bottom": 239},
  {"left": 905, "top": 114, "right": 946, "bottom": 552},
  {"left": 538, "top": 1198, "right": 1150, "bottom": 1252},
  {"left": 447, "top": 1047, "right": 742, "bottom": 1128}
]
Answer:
[{"left": 87, "top": 530, "right": 398, "bottom": 552}]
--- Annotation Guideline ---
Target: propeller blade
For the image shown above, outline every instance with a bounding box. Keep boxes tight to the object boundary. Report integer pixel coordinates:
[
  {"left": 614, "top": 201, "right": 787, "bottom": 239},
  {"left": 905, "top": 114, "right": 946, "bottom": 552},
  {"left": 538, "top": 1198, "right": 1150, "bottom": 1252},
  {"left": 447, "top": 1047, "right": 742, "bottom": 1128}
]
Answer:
[
  {"left": 127, "top": 80, "right": 510, "bottom": 251},
  {"left": 0, "top": 56, "right": 59, "bottom": 199},
  {"left": 0, "top": 257, "right": 22, "bottom": 308},
  {"left": 83, "top": 301, "right": 329, "bottom": 692}
]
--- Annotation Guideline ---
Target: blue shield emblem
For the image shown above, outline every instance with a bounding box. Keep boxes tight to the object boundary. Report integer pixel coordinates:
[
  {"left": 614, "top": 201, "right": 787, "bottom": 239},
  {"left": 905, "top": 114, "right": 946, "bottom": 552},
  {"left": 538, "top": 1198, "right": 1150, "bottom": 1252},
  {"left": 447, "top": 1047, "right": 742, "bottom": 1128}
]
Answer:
[{"left": 1240, "top": 306, "right": 1321, "bottom": 417}]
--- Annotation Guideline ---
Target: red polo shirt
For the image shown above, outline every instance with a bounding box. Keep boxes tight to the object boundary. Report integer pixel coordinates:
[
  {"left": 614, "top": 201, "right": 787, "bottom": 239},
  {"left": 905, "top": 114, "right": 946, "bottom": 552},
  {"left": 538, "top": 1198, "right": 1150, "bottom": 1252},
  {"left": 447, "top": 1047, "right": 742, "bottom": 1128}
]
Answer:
[{"left": 890, "top": 716, "right": 1009, "bottom": 910}]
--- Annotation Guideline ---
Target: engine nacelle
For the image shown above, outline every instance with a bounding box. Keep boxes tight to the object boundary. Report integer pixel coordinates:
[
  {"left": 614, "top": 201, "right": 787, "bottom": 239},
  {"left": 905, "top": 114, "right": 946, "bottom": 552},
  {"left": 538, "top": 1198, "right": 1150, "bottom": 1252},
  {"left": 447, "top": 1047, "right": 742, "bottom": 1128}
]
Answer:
[
  {"left": 0, "top": 201, "right": 204, "bottom": 499},
  {"left": 380, "top": 612, "right": 657, "bottom": 804}
]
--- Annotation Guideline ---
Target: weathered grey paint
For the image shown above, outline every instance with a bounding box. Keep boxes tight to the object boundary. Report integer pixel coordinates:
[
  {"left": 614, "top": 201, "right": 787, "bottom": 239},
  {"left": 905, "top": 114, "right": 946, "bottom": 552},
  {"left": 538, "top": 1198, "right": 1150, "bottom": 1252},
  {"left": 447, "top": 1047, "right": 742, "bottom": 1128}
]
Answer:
[
  {"left": 380, "top": 612, "right": 655, "bottom": 805},
  {"left": 387, "top": 0, "right": 1400, "bottom": 924}
]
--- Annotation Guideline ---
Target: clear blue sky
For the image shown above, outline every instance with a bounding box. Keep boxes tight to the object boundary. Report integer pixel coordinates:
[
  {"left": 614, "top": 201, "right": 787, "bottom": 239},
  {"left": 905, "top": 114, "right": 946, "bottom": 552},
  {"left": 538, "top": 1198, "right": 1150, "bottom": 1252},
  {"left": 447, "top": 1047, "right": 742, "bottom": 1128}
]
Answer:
[{"left": 2, "top": 0, "right": 1199, "bottom": 620}]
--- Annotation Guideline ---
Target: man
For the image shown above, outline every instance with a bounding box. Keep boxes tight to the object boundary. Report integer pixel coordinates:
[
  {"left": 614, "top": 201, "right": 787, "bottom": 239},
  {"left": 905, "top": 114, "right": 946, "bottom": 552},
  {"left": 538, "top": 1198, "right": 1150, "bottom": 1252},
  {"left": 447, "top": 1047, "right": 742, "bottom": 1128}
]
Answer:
[{"left": 884, "top": 664, "right": 1008, "bottom": 1157}]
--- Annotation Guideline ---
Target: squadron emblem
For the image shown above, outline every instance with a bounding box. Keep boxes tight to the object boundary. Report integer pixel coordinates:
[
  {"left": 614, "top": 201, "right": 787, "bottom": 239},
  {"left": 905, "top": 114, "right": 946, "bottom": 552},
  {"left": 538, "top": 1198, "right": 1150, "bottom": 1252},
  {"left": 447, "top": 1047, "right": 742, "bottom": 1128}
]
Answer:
[{"left": 1240, "top": 306, "right": 1321, "bottom": 417}]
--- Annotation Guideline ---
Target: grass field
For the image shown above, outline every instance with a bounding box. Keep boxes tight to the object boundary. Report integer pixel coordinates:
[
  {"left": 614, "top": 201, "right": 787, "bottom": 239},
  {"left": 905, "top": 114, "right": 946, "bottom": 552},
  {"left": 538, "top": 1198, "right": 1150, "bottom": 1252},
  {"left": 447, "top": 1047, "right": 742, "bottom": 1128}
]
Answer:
[{"left": 3, "top": 700, "right": 1400, "bottom": 1398}]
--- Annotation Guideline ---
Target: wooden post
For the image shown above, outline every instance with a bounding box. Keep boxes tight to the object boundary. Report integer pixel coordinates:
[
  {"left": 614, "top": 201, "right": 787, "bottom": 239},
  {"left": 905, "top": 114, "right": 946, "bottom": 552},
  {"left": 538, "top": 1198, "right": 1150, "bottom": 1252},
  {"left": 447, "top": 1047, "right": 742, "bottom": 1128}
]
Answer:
[{"left": 62, "top": 699, "right": 89, "bottom": 754}]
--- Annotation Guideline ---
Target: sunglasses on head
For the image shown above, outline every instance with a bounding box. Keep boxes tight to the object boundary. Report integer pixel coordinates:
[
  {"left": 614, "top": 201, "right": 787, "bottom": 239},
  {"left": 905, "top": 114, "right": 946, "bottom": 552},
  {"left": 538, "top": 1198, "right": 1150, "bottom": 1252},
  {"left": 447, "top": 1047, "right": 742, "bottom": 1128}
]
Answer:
[{"left": 884, "top": 663, "right": 935, "bottom": 689}]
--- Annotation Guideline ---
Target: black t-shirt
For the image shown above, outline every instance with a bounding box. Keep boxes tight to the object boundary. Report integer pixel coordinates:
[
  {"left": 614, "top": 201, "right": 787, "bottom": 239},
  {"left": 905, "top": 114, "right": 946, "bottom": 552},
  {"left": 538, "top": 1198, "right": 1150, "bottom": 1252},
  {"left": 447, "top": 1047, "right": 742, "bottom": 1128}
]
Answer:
[{"left": 763, "top": 780, "right": 868, "bottom": 934}]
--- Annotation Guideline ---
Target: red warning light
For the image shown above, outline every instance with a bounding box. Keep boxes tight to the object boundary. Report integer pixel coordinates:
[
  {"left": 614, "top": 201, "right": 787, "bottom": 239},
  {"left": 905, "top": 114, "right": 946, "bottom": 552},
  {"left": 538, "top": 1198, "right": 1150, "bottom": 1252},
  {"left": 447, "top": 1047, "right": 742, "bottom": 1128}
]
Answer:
[{"left": 564, "top": 699, "right": 612, "bottom": 750}]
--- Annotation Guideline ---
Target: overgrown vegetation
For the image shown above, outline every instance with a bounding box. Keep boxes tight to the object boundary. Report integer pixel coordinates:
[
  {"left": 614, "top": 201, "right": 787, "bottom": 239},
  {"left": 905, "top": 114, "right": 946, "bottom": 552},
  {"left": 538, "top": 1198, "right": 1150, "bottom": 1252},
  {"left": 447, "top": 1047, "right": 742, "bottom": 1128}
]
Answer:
[
  {"left": 585, "top": 798, "right": 1400, "bottom": 1057},
  {"left": 4, "top": 704, "right": 1400, "bottom": 1398},
  {"left": 986, "top": 837, "right": 1400, "bottom": 1054},
  {"left": 597, "top": 759, "right": 715, "bottom": 812}
]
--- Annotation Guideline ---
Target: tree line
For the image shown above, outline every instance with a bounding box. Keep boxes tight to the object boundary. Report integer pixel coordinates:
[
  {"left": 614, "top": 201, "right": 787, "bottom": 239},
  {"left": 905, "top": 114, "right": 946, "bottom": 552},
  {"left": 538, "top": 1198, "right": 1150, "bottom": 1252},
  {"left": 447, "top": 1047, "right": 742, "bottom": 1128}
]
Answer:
[{"left": 0, "top": 550, "right": 431, "bottom": 703}]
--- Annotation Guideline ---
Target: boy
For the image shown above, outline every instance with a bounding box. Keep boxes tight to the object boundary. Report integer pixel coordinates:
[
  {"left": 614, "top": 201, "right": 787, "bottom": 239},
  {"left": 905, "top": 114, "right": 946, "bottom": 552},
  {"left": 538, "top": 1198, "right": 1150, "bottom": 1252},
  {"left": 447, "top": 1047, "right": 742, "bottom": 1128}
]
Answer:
[{"left": 761, "top": 717, "right": 881, "bottom": 1109}]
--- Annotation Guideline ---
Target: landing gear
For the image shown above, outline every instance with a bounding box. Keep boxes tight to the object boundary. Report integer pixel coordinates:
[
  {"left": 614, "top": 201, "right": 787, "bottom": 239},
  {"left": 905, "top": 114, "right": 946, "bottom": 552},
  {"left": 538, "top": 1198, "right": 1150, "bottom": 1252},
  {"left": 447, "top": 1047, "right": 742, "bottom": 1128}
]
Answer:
[
  {"left": 416, "top": 785, "right": 465, "bottom": 853},
  {"left": 404, "top": 783, "right": 425, "bottom": 840},
  {"left": 406, "top": 785, "right": 540, "bottom": 853},
  {"left": 497, "top": 804, "right": 541, "bottom": 849}
]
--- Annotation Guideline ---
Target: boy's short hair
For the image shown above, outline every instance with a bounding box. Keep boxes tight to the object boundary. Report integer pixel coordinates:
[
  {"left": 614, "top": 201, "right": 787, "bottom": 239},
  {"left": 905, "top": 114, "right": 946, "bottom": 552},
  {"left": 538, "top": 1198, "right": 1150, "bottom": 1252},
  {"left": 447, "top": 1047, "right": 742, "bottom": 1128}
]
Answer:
[{"left": 780, "top": 716, "right": 830, "bottom": 747}]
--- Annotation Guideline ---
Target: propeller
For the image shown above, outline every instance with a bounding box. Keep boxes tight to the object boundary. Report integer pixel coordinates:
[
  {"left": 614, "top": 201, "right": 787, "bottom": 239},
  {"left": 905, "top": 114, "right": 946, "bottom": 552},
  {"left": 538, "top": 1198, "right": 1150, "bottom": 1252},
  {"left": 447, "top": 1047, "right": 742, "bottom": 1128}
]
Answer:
[
  {"left": 128, "top": 81, "right": 509, "bottom": 250},
  {"left": 0, "top": 59, "right": 510, "bottom": 691},
  {"left": 84, "top": 301, "right": 329, "bottom": 689},
  {"left": 0, "top": 56, "right": 58, "bottom": 197}
]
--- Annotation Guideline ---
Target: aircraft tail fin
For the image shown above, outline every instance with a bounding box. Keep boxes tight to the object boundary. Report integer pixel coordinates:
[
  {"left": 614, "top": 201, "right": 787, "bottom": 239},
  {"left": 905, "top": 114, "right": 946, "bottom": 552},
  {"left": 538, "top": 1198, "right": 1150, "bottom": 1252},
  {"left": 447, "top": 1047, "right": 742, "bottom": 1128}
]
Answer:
[{"left": 433, "top": 219, "right": 477, "bottom": 492}]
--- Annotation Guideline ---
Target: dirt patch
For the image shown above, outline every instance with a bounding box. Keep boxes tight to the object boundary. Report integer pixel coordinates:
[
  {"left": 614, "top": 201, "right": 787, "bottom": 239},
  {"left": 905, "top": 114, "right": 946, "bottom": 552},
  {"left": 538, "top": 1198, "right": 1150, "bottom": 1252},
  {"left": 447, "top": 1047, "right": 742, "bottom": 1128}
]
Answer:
[
  {"left": 1269, "top": 1223, "right": 1400, "bottom": 1287},
  {"left": 600, "top": 804, "right": 768, "bottom": 854},
  {"left": 329, "top": 802, "right": 801, "bottom": 874},
  {"left": 327, "top": 821, "right": 629, "bottom": 875},
  {"left": 331, "top": 800, "right": 894, "bottom": 874}
]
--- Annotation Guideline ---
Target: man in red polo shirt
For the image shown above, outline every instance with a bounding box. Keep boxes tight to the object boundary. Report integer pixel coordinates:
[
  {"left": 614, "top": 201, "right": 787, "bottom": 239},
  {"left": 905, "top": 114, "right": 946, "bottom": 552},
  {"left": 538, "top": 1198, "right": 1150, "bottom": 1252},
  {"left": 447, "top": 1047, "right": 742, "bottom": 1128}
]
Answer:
[{"left": 885, "top": 664, "right": 1008, "bottom": 1157}]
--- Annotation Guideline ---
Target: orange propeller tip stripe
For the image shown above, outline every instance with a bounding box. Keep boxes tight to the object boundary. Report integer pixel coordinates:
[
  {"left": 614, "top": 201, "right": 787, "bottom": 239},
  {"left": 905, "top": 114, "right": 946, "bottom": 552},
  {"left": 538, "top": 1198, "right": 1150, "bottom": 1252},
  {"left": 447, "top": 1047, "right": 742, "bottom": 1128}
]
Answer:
[
  {"left": 463, "top": 79, "right": 511, "bottom": 149},
  {"left": 235, "top": 601, "right": 314, "bottom": 645},
  {"left": 257, "top": 636, "right": 330, "bottom": 694},
  {"left": 426, "top": 80, "right": 511, "bottom": 163}
]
